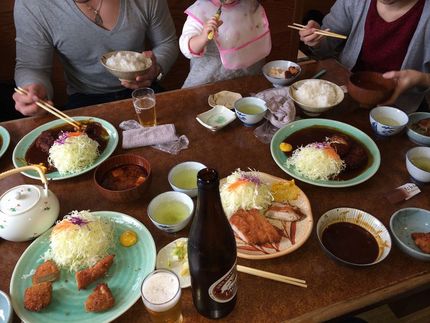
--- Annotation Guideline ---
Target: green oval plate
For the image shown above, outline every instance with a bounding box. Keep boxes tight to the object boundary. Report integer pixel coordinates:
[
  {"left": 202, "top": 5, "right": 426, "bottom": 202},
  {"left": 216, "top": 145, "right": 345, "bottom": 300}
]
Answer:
[
  {"left": 12, "top": 116, "right": 118, "bottom": 180},
  {"left": 10, "top": 211, "right": 156, "bottom": 323},
  {"left": 270, "top": 119, "right": 381, "bottom": 188},
  {"left": 0, "top": 125, "right": 11, "bottom": 159}
]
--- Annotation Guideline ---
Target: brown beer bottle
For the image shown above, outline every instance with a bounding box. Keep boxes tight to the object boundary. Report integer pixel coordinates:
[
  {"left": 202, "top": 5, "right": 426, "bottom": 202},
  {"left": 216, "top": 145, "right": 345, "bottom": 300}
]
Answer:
[{"left": 188, "top": 168, "right": 237, "bottom": 319}]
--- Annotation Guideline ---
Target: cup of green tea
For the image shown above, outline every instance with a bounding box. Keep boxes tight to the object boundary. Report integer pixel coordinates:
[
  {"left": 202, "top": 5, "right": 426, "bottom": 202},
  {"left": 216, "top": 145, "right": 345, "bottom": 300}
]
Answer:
[
  {"left": 369, "top": 106, "right": 408, "bottom": 136},
  {"left": 234, "top": 97, "right": 268, "bottom": 127}
]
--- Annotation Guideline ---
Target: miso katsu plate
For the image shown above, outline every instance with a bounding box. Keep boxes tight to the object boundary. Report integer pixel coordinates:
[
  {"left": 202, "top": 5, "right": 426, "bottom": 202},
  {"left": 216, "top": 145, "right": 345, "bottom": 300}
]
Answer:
[{"left": 12, "top": 117, "right": 118, "bottom": 180}]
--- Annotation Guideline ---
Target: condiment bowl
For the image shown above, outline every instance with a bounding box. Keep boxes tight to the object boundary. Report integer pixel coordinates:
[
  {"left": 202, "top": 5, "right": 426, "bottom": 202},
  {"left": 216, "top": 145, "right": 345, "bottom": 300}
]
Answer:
[
  {"left": 234, "top": 97, "right": 268, "bottom": 127},
  {"left": 0, "top": 290, "right": 12, "bottom": 323},
  {"left": 369, "top": 106, "right": 408, "bottom": 136},
  {"left": 316, "top": 207, "right": 391, "bottom": 266},
  {"left": 406, "top": 147, "right": 430, "bottom": 183},
  {"left": 262, "top": 60, "right": 301, "bottom": 88},
  {"left": 100, "top": 50, "right": 152, "bottom": 81},
  {"left": 147, "top": 191, "right": 194, "bottom": 233},
  {"left": 168, "top": 161, "right": 206, "bottom": 198},
  {"left": 289, "top": 79, "right": 344, "bottom": 116},
  {"left": 406, "top": 112, "right": 430, "bottom": 146},
  {"left": 390, "top": 208, "right": 430, "bottom": 261},
  {"left": 347, "top": 71, "right": 396, "bottom": 109},
  {"left": 94, "top": 154, "right": 152, "bottom": 203}
]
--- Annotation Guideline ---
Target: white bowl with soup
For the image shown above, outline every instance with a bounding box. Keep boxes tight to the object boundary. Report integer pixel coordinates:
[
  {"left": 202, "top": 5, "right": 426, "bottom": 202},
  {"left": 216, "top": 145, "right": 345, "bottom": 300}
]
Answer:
[
  {"left": 147, "top": 191, "right": 194, "bottom": 233},
  {"left": 406, "top": 147, "right": 430, "bottom": 183},
  {"left": 168, "top": 162, "right": 206, "bottom": 197},
  {"left": 234, "top": 97, "right": 268, "bottom": 127},
  {"left": 369, "top": 106, "right": 408, "bottom": 136}
]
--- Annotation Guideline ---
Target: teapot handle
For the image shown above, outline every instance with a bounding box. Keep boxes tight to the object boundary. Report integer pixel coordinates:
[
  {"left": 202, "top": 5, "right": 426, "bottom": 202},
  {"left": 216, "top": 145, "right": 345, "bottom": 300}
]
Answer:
[{"left": 0, "top": 165, "right": 49, "bottom": 195}]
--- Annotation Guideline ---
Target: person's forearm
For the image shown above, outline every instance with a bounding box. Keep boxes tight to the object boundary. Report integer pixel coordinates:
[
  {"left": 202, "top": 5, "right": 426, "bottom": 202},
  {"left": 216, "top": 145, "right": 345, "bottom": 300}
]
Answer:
[
  {"left": 420, "top": 73, "right": 430, "bottom": 88},
  {"left": 189, "top": 34, "right": 207, "bottom": 55}
]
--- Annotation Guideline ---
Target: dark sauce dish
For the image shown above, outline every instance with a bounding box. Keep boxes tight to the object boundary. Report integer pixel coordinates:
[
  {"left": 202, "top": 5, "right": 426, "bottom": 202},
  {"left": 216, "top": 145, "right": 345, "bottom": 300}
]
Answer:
[{"left": 317, "top": 207, "right": 391, "bottom": 266}]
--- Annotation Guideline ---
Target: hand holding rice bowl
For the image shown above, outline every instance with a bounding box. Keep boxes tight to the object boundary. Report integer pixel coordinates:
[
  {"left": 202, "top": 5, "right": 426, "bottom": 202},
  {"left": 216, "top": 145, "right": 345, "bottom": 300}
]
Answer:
[
  {"left": 289, "top": 79, "right": 344, "bottom": 116},
  {"left": 101, "top": 51, "right": 152, "bottom": 81}
]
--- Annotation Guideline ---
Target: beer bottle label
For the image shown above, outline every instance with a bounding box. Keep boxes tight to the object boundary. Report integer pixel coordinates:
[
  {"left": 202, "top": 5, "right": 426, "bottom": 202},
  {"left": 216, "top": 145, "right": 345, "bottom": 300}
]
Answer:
[{"left": 208, "top": 262, "right": 237, "bottom": 303}]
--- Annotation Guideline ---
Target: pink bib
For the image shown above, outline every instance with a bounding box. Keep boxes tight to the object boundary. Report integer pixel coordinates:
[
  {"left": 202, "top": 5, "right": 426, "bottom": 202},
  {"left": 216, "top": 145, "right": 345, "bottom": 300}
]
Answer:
[{"left": 185, "top": 0, "right": 271, "bottom": 69}]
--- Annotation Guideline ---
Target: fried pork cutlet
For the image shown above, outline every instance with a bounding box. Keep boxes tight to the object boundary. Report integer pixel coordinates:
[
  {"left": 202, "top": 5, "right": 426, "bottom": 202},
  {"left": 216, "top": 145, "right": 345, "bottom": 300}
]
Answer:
[
  {"left": 76, "top": 255, "right": 115, "bottom": 290},
  {"left": 85, "top": 283, "right": 115, "bottom": 312},
  {"left": 229, "top": 209, "right": 282, "bottom": 245},
  {"left": 24, "top": 282, "right": 52, "bottom": 312},
  {"left": 265, "top": 202, "right": 304, "bottom": 222},
  {"left": 411, "top": 232, "right": 430, "bottom": 254},
  {"left": 32, "top": 260, "right": 60, "bottom": 284}
]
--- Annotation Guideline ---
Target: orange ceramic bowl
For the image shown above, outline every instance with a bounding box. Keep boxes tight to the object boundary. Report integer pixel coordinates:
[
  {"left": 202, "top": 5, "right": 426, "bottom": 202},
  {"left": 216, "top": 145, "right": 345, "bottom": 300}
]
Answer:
[
  {"left": 347, "top": 71, "right": 396, "bottom": 109},
  {"left": 94, "top": 154, "right": 152, "bottom": 203}
]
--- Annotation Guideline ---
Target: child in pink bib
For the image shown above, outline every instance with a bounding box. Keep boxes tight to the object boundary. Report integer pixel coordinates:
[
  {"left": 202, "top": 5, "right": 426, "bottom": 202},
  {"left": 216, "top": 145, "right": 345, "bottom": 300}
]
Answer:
[{"left": 179, "top": 0, "right": 271, "bottom": 88}]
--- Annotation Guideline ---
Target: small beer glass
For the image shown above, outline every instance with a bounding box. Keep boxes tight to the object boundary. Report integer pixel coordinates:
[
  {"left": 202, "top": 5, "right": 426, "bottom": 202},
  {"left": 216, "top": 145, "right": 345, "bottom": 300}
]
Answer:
[
  {"left": 141, "top": 269, "right": 183, "bottom": 323},
  {"left": 132, "top": 87, "right": 157, "bottom": 127}
]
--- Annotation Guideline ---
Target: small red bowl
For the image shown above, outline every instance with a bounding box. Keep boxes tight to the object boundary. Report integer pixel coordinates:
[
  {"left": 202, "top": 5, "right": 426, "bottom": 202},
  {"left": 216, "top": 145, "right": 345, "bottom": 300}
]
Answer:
[
  {"left": 347, "top": 71, "right": 396, "bottom": 109},
  {"left": 94, "top": 154, "right": 152, "bottom": 203}
]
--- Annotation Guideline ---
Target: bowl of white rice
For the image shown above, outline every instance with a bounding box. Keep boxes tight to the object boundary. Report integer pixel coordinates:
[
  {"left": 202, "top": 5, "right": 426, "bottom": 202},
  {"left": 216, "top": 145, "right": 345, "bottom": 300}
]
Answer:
[
  {"left": 101, "top": 50, "right": 152, "bottom": 81},
  {"left": 289, "top": 79, "right": 344, "bottom": 116}
]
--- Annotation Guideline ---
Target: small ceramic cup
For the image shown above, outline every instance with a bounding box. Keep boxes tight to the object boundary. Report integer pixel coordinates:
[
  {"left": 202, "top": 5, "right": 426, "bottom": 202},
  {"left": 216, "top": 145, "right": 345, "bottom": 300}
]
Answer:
[
  {"left": 406, "top": 147, "right": 430, "bottom": 183},
  {"left": 234, "top": 97, "right": 267, "bottom": 127},
  {"left": 369, "top": 106, "right": 408, "bottom": 136}
]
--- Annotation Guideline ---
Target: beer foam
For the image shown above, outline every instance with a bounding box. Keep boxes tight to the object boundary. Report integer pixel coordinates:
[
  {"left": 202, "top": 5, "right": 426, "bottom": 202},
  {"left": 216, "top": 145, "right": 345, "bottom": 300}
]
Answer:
[{"left": 142, "top": 271, "right": 180, "bottom": 311}]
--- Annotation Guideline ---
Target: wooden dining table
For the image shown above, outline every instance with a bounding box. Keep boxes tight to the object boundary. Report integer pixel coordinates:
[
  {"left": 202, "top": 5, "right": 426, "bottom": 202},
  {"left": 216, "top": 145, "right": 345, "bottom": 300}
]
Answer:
[{"left": 1, "top": 59, "right": 429, "bottom": 323}]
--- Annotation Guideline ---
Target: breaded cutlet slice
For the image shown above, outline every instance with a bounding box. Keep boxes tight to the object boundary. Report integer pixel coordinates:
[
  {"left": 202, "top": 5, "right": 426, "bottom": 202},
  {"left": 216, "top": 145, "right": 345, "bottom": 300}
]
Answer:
[
  {"left": 75, "top": 255, "right": 115, "bottom": 290},
  {"left": 24, "top": 282, "right": 52, "bottom": 312},
  {"left": 85, "top": 283, "right": 115, "bottom": 312},
  {"left": 32, "top": 260, "right": 60, "bottom": 284}
]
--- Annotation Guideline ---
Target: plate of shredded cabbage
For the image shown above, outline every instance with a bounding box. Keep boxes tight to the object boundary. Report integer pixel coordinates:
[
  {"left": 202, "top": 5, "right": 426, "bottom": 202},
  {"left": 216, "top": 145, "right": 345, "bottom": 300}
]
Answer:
[
  {"left": 271, "top": 119, "right": 381, "bottom": 188},
  {"left": 10, "top": 210, "right": 156, "bottom": 323},
  {"left": 12, "top": 116, "right": 118, "bottom": 180}
]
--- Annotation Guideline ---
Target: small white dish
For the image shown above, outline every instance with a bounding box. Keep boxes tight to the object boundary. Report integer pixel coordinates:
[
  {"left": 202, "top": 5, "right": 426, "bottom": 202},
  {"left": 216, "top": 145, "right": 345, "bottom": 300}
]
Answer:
[
  {"left": 156, "top": 237, "right": 191, "bottom": 288},
  {"left": 208, "top": 91, "right": 242, "bottom": 109},
  {"left": 196, "top": 105, "right": 236, "bottom": 131},
  {"left": 168, "top": 161, "right": 206, "bottom": 198},
  {"left": 0, "top": 290, "right": 12, "bottom": 323}
]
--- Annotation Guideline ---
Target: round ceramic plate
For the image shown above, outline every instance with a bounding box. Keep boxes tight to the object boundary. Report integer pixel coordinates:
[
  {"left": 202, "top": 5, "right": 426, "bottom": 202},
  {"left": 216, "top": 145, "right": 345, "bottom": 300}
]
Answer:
[
  {"left": 220, "top": 172, "right": 313, "bottom": 260},
  {"left": 156, "top": 237, "right": 190, "bottom": 288},
  {"left": 270, "top": 119, "right": 381, "bottom": 187},
  {"left": 10, "top": 211, "right": 156, "bottom": 323},
  {"left": 0, "top": 125, "right": 11, "bottom": 159},
  {"left": 12, "top": 116, "right": 118, "bottom": 180}
]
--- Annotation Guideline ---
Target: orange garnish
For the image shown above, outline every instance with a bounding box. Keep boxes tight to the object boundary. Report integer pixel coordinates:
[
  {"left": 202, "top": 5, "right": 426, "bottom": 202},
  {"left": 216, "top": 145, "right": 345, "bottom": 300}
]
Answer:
[
  {"left": 67, "top": 132, "right": 83, "bottom": 137},
  {"left": 228, "top": 180, "right": 249, "bottom": 191},
  {"left": 52, "top": 220, "right": 74, "bottom": 233}
]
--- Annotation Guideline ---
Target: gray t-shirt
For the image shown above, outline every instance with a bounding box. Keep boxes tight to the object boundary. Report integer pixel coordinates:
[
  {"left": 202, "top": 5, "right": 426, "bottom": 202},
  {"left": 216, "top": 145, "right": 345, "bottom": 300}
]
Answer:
[{"left": 14, "top": 0, "right": 178, "bottom": 98}]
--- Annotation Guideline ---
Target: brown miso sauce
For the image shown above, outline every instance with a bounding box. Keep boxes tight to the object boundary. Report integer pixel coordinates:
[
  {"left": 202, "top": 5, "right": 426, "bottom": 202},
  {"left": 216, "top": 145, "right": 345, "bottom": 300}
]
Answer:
[
  {"left": 282, "top": 126, "right": 372, "bottom": 180},
  {"left": 101, "top": 164, "right": 147, "bottom": 190},
  {"left": 25, "top": 120, "right": 109, "bottom": 173},
  {"left": 322, "top": 222, "right": 379, "bottom": 264}
]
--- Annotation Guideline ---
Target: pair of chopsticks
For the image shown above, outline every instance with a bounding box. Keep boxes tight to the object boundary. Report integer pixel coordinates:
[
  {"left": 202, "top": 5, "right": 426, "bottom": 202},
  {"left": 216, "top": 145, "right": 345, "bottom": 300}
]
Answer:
[
  {"left": 237, "top": 265, "right": 307, "bottom": 288},
  {"left": 288, "top": 22, "right": 347, "bottom": 40},
  {"left": 14, "top": 87, "right": 80, "bottom": 129}
]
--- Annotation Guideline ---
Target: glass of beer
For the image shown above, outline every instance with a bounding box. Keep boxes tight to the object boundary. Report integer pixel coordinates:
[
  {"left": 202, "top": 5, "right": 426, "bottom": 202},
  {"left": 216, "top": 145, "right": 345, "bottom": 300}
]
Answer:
[
  {"left": 132, "top": 87, "right": 157, "bottom": 127},
  {"left": 141, "top": 269, "right": 183, "bottom": 323}
]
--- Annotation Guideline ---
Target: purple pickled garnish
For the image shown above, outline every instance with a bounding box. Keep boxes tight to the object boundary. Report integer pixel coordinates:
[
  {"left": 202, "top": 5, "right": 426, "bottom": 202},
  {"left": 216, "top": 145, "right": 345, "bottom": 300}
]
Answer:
[
  {"left": 54, "top": 131, "right": 70, "bottom": 145},
  {"left": 69, "top": 216, "right": 89, "bottom": 226},
  {"left": 240, "top": 172, "right": 262, "bottom": 185}
]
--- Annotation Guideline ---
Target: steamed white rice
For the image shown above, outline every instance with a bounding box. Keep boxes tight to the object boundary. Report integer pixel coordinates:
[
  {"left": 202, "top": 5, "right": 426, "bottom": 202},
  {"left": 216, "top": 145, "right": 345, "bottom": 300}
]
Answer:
[
  {"left": 295, "top": 80, "right": 338, "bottom": 107},
  {"left": 106, "top": 51, "right": 152, "bottom": 71}
]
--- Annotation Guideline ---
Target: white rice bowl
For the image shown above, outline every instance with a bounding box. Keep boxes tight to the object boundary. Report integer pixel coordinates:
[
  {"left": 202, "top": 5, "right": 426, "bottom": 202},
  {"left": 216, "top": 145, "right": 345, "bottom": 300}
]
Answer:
[
  {"left": 295, "top": 80, "right": 338, "bottom": 107},
  {"left": 105, "top": 51, "right": 152, "bottom": 72}
]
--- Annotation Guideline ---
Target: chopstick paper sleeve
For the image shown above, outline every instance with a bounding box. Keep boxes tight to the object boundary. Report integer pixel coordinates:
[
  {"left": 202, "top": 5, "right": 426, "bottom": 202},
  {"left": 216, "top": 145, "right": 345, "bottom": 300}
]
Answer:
[{"left": 122, "top": 124, "right": 179, "bottom": 149}]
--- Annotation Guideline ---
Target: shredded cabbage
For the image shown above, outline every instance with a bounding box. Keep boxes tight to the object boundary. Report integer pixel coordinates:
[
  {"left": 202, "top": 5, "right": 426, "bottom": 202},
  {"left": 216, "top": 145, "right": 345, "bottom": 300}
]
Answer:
[
  {"left": 286, "top": 143, "right": 345, "bottom": 181},
  {"left": 44, "top": 210, "right": 114, "bottom": 272},
  {"left": 220, "top": 170, "right": 273, "bottom": 217},
  {"left": 48, "top": 132, "right": 99, "bottom": 175}
]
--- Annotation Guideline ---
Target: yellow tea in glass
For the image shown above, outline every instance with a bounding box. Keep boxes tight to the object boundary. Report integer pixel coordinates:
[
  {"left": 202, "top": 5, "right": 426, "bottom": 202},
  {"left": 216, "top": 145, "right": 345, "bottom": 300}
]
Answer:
[{"left": 132, "top": 88, "right": 157, "bottom": 127}]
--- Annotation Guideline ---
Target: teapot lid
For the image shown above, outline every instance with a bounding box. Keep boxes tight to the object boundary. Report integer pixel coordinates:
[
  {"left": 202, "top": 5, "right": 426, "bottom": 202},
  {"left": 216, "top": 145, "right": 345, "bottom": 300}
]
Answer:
[{"left": 0, "top": 185, "right": 41, "bottom": 216}]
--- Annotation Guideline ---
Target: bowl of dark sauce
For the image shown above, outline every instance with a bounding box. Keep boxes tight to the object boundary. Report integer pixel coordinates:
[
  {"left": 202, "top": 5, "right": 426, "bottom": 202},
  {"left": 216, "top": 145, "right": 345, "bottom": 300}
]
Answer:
[
  {"left": 317, "top": 207, "right": 391, "bottom": 266},
  {"left": 94, "top": 154, "right": 152, "bottom": 202}
]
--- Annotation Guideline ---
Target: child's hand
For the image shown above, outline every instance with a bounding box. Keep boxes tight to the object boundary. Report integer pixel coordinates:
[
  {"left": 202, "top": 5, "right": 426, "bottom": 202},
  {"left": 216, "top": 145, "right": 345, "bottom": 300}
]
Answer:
[{"left": 203, "top": 17, "right": 223, "bottom": 40}]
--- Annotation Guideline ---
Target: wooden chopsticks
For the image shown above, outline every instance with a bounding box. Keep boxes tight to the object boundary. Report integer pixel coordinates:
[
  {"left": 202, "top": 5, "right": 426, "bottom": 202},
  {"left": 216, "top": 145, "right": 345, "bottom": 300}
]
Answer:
[
  {"left": 14, "top": 87, "right": 80, "bottom": 129},
  {"left": 237, "top": 265, "right": 307, "bottom": 288},
  {"left": 288, "top": 22, "right": 347, "bottom": 40}
]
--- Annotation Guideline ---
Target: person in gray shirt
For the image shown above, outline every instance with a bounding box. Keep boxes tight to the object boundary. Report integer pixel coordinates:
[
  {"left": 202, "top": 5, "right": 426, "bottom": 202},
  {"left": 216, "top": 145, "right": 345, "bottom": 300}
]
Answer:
[
  {"left": 13, "top": 0, "right": 179, "bottom": 116},
  {"left": 299, "top": 0, "right": 430, "bottom": 113}
]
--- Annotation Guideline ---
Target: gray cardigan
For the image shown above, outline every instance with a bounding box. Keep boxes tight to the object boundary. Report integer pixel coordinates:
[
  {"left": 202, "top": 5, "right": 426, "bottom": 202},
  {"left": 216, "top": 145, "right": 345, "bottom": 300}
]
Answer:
[
  {"left": 312, "top": 0, "right": 430, "bottom": 113},
  {"left": 14, "top": 0, "right": 178, "bottom": 98}
]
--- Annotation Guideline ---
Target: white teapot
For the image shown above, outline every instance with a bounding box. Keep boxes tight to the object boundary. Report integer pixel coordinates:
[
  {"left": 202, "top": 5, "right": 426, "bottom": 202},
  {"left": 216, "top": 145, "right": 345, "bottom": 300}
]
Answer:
[{"left": 0, "top": 165, "right": 59, "bottom": 242}]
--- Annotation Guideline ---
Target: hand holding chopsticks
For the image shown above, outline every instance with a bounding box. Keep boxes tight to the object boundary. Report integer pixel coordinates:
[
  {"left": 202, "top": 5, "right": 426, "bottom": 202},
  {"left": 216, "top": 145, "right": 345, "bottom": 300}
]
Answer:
[
  {"left": 288, "top": 22, "right": 347, "bottom": 40},
  {"left": 237, "top": 265, "right": 307, "bottom": 288},
  {"left": 14, "top": 87, "right": 80, "bottom": 129}
]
